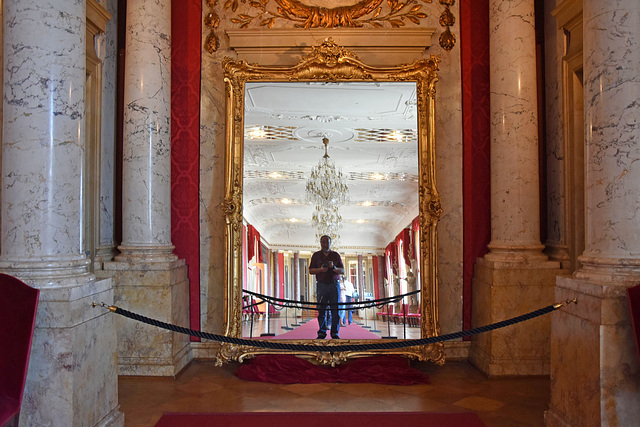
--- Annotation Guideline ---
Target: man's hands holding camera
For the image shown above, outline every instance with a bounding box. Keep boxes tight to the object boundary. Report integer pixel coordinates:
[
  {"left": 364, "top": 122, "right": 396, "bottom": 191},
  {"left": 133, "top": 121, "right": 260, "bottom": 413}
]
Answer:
[{"left": 322, "top": 261, "right": 335, "bottom": 272}]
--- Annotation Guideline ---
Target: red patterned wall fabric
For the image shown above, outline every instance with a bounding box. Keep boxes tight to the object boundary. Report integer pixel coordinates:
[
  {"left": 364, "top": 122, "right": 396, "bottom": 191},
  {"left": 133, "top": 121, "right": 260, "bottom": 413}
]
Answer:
[
  {"left": 278, "top": 252, "right": 285, "bottom": 298},
  {"left": 171, "top": 0, "right": 202, "bottom": 339},
  {"left": 461, "top": 0, "right": 491, "bottom": 332}
]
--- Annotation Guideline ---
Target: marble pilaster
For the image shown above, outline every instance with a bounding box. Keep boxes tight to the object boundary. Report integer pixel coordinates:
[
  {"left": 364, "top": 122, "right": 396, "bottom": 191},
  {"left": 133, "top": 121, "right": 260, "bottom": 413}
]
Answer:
[
  {"left": 95, "top": 0, "right": 119, "bottom": 268},
  {"left": 469, "top": 0, "right": 566, "bottom": 376},
  {"left": 106, "top": 0, "right": 192, "bottom": 376},
  {"left": 546, "top": 0, "right": 640, "bottom": 424},
  {"left": 0, "top": 0, "right": 121, "bottom": 425},
  {"left": 293, "top": 251, "right": 300, "bottom": 301},
  {"left": 273, "top": 251, "right": 280, "bottom": 299}
]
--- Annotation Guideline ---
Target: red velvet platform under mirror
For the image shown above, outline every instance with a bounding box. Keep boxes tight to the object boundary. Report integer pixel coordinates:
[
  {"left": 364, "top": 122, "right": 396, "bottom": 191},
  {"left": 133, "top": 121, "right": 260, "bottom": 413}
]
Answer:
[
  {"left": 155, "top": 411, "right": 486, "bottom": 427},
  {"left": 234, "top": 354, "right": 430, "bottom": 385}
]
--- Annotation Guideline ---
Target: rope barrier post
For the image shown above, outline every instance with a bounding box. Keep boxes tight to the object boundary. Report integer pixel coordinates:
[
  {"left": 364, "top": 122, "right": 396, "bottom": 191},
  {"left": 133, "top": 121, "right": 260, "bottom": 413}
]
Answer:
[
  {"left": 370, "top": 304, "right": 381, "bottom": 333},
  {"left": 260, "top": 302, "right": 276, "bottom": 337},
  {"left": 249, "top": 305, "right": 254, "bottom": 339},
  {"left": 291, "top": 303, "right": 301, "bottom": 327},
  {"left": 403, "top": 302, "right": 407, "bottom": 339},
  {"left": 362, "top": 304, "right": 371, "bottom": 329},
  {"left": 381, "top": 303, "right": 397, "bottom": 339},
  {"left": 281, "top": 306, "right": 293, "bottom": 331}
]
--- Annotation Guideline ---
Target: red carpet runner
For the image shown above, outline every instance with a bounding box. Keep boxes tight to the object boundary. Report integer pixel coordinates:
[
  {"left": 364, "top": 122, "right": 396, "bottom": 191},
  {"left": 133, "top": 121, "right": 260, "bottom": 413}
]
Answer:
[
  {"left": 248, "top": 318, "right": 381, "bottom": 340},
  {"left": 235, "top": 354, "right": 430, "bottom": 385},
  {"left": 155, "top": 411, "right": 486, "bottom": 427}
]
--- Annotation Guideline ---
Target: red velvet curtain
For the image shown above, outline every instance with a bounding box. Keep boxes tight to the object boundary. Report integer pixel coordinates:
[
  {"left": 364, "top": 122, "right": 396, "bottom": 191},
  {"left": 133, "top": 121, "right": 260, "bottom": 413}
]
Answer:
[
  {"left": 242, "top": 224, "right": 247, "bottom": 289},
  {"left": 395, "top": 228, "right": 411, "bottom": 267},
  {"left": 247, "top": 225, "right": 261, "bottom": 263},
  {"left": 386, "top": 242, "right": 397, "bottom": 276},
  {"left": 171, "top": 0, "right": 201, "bottom": 338},
  {"left": 411, "top": 216, "right": 420, "bottom": 262},
  {"left": 278, "top": 252, "right": 285, "bottom": 298},
  {"left": 461, "top": 0, "right": 491, "bottom": 332}
]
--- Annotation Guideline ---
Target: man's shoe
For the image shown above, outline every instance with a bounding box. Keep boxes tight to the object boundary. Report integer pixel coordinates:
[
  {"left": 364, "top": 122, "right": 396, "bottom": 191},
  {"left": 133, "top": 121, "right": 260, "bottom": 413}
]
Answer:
[
  {"left": 316, "top": 335, "right": 326, "bottom": 339},
  {"left": 331, "top": 335, "right": 340, "bottom": 339}
]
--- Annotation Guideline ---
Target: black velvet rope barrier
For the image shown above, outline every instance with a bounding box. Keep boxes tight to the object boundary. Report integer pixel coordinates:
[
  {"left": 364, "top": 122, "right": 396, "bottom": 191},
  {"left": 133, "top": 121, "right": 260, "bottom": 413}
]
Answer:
[
  {"left": 243, "top": 288, "right": 421, "bottom": 311},
  {"left": 92, "top": 299, "right": 577, "bottom": 353}
]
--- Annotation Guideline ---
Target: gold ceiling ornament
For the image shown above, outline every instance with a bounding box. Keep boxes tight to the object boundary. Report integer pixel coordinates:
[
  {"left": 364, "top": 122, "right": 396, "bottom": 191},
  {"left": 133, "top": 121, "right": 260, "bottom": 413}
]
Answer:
[{"left": 205, "top": 0, "right": 457, "bottom": 53}]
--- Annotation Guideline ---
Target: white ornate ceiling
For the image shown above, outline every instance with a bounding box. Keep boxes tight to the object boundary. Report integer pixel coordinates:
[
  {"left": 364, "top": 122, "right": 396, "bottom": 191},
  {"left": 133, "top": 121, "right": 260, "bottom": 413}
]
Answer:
[{"left": 243, "top": 81, "right": 418, "bottom": 253}]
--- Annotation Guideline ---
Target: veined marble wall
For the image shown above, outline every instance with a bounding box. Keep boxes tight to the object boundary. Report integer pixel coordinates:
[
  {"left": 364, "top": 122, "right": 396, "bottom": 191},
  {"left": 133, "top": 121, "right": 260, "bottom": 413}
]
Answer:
[{"left": 197, "top": 2, "right": 464, "bottom": 340}]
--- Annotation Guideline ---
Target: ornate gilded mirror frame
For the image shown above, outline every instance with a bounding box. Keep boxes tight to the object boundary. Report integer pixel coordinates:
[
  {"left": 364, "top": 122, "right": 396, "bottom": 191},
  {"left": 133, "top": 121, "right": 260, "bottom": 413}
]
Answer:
[{"left": 219, "top": 39, "right": 443, "bottom": 365}]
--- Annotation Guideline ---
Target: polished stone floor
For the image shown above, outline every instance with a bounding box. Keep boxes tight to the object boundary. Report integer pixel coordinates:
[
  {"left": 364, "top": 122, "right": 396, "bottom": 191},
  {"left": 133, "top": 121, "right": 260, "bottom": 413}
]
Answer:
[{"left": 118, "top": 359, "right": 550, "bottom": 427}]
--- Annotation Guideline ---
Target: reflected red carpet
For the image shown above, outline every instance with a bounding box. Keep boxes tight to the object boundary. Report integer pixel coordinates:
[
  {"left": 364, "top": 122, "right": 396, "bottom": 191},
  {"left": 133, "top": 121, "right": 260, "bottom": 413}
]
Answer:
[
  {"left": 235, "top": 354, "right": 430, "bottom": 385},
  {"left": 155, "top": 411, "right": 486, "bottom": 427},
  {"left": 248, "top": 318, "right": 381, "bottom": 340}
]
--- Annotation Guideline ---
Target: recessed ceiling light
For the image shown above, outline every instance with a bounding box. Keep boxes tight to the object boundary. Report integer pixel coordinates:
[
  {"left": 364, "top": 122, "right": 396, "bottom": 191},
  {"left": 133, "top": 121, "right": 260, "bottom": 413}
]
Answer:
[
  {"left": 361, "top": 201, "right": 373, "bottom": 206},
  {"left": 281, "top": 198, "right": 292, "bottom": 204},
  {"left": 390, "top": 130, "right": 403, "bottom": 142},
  {"left": 269, "top": 171, "right": 282, "bottom": 179},
  {"left": 370, "top": 173, "right": 386, "bottom": 180},
  {"left": 248, "top": 127, "right": 265, "bottom": 139},
  {"left": 356, "top": 219, "right": 366, "bottom": 224}
]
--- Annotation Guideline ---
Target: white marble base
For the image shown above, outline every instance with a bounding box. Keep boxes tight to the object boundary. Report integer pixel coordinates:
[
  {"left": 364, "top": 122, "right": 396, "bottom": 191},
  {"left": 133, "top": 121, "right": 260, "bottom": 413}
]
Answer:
[
  {"left": 19, "top": 278, "right": 123, "bottom": 426},
  {"left": 545, "top": 276, "right": 640, "bottom": 426},
  {"left": 103, "top": 258, "right": 192, "bottom": 376},
  {"left": 469, "top": 257, "right": 566, "bottom": 376}
]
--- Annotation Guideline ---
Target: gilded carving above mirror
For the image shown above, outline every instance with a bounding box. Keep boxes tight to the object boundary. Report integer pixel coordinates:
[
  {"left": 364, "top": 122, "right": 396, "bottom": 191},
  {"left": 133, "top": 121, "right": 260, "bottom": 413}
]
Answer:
[
  {"left": 219, "top": 39, "right": 443, "bottom": 365},
  {"left": 204, "top": 0, "right": 456, "bottom": 53}
]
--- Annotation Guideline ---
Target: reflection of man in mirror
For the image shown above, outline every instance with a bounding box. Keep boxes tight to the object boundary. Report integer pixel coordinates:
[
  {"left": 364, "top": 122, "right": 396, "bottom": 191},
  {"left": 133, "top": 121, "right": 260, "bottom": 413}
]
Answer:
[
  {"left": 341, "top": 275, "right": 355, "bottom": 325},
  {"left": 309, "top": 235, "right": 345, "bottom": 339}
]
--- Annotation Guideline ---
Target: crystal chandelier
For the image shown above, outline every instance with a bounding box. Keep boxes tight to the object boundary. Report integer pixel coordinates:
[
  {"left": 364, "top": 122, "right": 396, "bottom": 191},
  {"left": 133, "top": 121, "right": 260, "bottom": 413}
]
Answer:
[
  {"left": 306, "top": 137, "right": 349, "bottom": 245},
  {"left": 305, "top": 138, "right": 349, "bottom": 209},
  {"left": 312, "top": 205, "right": 343, "bottom": 244}
]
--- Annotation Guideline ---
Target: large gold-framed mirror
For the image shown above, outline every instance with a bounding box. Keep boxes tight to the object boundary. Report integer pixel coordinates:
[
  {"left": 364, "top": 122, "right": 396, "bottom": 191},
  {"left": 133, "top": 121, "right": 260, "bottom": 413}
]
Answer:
[{"left": 219, "top": 39, "right": 443, "bottom": 365}]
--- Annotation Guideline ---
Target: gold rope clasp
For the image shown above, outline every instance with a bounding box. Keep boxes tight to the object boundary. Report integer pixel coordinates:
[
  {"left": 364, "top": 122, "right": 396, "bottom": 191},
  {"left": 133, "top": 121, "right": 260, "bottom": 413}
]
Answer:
[
  {"left": 91, "top": 301, "right": 117, "bottom": 312},
  {"left": 553, "top": 298, "right": 578, "bottom": 309}
]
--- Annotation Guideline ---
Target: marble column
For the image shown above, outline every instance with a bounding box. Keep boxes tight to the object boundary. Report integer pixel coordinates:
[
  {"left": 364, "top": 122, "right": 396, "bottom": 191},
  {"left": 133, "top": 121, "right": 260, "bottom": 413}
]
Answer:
[
  {"left": 0, "top": 0, "right": 122, "bottom": 425},
  {"left": 103, "top": 0, "right": 191, "bottom": 376},
  {"left": 272, "top": 251, "right": 280, "bottom": 299},
  {"left": 95, "top": 0, "right": 119, "bottom": 268},
  {"left": 469, "top": 0, "right": 566, "bottom": 376},
  {"left": 546, "top": 0, "right": 640, "bottom": 425},
  {"left": 293, "top": 251, "right": 300, "bottom": 301}
]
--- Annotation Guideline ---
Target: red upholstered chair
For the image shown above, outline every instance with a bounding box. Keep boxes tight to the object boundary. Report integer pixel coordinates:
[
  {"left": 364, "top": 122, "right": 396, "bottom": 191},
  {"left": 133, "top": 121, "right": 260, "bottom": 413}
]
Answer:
[
  {"left": 268, "top": 304, "right": 280, "bottom": 318},
  {"left": 406, "top": 304, "right": 421, "bottom": 327},
  {"left": 392, "top": 303, "right": 410, "bottom": 324},
  {"left": 0, "top": 273, "right": 39, "bottom": 427},
  {"left": 377, "top": 304, "right": 394, "bottom": 322}
]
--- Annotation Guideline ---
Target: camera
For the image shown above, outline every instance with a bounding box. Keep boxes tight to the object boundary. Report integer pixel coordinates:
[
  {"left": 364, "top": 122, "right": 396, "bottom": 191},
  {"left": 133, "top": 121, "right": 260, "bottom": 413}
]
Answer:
[{"left": 322, "top": 261, "right": 334, "bottom": 270}]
